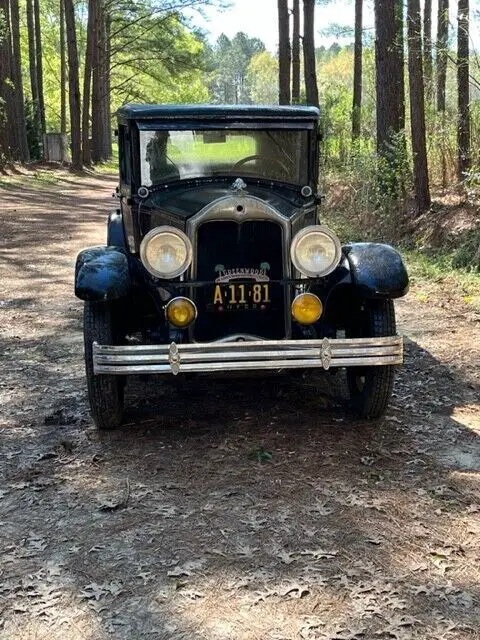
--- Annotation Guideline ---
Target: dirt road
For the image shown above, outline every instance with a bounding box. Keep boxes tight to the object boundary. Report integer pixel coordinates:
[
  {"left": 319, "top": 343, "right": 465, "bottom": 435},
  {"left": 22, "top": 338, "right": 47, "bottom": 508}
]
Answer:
[{"left": 1, "top": 172, "right": 479, "bottom": 640}]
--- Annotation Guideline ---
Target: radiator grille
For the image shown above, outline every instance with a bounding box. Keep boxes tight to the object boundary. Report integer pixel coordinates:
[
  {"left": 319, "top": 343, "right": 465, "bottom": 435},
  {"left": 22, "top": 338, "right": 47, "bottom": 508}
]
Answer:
[{"left": 193, "top": 220, "right": 285, "bottom": 341}]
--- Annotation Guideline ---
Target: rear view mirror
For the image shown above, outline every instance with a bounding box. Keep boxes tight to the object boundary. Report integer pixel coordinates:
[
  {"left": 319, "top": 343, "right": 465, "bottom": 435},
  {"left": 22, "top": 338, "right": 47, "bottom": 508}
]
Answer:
[{"left": 202, "top": 131, "right": 227, "bottom": 144}]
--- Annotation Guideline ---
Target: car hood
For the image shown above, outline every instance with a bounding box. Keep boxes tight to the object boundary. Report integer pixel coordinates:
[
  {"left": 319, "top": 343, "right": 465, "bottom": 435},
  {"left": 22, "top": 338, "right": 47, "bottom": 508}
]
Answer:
[{"left": 140, "top": 183, "right": 312, "bottom": 223}]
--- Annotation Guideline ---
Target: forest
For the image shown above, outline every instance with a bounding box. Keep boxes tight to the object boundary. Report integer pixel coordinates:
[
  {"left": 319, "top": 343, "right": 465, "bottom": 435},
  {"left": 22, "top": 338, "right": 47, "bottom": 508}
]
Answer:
[{"left": 0, "top": 0, "right": 479, "bottom": 232}]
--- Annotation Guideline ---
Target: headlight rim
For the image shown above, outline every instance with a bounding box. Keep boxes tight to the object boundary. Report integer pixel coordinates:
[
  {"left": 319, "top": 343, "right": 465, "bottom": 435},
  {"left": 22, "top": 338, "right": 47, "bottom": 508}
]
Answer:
[
  {"left": 290, "top": 225, "right": 342, "bottom": 278},
  {"left": 140, "top": 225, "right": 193, "bottom": 279}
]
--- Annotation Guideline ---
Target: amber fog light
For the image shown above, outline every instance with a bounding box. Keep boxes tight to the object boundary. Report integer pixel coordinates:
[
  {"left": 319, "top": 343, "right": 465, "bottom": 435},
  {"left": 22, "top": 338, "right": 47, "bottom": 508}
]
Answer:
[
  {"left": 165, "top": 297, "right": 197, "bottom": 328},
  {"left": 292, "top": 293, "right": 323, "bottom": 325}
]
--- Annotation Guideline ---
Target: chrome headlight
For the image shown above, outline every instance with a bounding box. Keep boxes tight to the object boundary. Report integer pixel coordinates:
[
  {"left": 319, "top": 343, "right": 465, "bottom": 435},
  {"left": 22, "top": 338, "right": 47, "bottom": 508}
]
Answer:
[
  {"left": 140, "top": 226, "right": 192, "bottom": 279},
  {"left": 291, "top": 225, "right": 342, "bottom": 277}
]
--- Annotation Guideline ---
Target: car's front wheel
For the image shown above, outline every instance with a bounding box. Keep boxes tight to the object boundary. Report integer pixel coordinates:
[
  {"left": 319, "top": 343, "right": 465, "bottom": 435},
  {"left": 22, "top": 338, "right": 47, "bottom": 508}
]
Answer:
[
  {"left": 346, "top": 299, "right": 396, "bottom": 419},
  {"left": 84, "top": 300, "right": 124, "bottom": 430}
]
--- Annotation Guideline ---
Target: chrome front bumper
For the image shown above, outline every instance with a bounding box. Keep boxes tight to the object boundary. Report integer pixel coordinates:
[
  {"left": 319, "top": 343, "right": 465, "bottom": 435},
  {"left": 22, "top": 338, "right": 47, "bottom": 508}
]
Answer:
[{"left": 93, "top": 336, "right": 403, "bottom": 376}]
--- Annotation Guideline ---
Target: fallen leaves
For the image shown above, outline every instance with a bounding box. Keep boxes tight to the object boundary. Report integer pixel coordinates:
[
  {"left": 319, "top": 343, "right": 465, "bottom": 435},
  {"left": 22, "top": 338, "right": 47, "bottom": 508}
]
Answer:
[
  {"left": 80, "top": 580, "right": 124, "bottom": 601},
  {"left": 1, "top": 195, "right": 479, "bottom": 640},
  {"left": 97, "top": 478, "right": 130, "bottom": 512},
  {"left": 300, "top": 548, "right": 339, "bottom": 560},
  {"left": 167, "top": 559, "right": 206, "bottom": 578},
  {"left": 254, "top": 582, "right": 310, "bottom": 603}
]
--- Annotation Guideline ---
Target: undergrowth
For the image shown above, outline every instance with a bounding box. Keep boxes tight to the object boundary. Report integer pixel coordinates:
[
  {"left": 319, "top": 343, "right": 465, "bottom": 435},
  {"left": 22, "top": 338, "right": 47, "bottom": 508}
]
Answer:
[{"left": 322, "top": 163, "right": 480, "bottom": 305}]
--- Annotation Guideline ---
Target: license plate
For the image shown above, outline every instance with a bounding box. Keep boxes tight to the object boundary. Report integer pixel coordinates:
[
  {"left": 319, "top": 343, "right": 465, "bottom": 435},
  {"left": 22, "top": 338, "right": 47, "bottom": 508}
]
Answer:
[{"left": 213, "top": 283, "right": 271, "bottom": 309}]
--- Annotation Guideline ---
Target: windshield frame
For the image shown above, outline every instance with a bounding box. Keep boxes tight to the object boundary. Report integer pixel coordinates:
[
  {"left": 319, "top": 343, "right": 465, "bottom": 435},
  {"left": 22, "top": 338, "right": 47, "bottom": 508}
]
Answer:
[{"left": 133, "top": 120, "right": 318, "bottom": 192}]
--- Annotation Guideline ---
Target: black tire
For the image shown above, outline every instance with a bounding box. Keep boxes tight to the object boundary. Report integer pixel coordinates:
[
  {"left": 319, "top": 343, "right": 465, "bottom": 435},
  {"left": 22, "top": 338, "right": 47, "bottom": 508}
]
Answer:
[
  {"left": 84, "top": 301, "right": 124, "bottom": 429},
  {"left": 346, "top": 299, "right": 396, "bottom": 419}
]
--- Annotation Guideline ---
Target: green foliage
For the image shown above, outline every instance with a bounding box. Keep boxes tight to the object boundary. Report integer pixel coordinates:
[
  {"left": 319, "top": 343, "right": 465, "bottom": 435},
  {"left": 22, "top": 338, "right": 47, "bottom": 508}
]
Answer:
[
  {"left": 405, "top": 250, "right": 480, "bottom": 295},
  {"left": 209, "top": 32, "right": 265, "bottom": 104},
  {"left": 110, "top": 9, "right": 210, "bottom": 109},
  {"left": 246, "top": 51, "right": 278, "bottom": 104},
  {"left": 450, "top": 229, "right": 480, "bottom": 271},
  {"left": 20, "top": 0, "right": 215, "bottom": 133}
]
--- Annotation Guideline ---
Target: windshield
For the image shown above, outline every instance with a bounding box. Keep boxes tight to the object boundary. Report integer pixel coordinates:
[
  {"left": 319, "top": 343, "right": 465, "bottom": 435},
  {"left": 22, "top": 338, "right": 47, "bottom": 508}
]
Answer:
[{"left": 139, "top": 129, "right": 309, "bottom": 187}]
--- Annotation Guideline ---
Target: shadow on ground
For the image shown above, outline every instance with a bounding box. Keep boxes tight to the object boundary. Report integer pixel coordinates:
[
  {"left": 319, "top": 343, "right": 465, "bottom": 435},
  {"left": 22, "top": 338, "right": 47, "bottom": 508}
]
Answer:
[{"left": 1, "top": 335, "right": 479, "bottom": 639}]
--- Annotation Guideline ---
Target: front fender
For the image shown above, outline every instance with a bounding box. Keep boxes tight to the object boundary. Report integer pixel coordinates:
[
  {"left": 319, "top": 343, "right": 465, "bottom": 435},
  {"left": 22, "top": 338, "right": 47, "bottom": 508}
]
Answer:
[
  {"left": 343, "top": 243, "right": 409, "bottom": 299},
  {"left": 75, "top": 246, "right": 131, "bottom": 301}
]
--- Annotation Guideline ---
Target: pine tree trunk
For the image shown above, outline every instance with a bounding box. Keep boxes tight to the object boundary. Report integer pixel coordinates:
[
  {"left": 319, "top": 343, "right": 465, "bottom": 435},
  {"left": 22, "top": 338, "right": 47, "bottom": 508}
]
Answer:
[
  {"left": 291, "top": 0, "right": 300, "bottom": 103},
  {"left": 457, "top": 0, "right": 470, "bottom": 179},
  {"left": 407, "top": 0, "right": 431, "bottom": 214},
  {"left": 91, "top": 0, "right": 111, "bottom": 161},
  {"left": 26, "top": 0, "right": 41, "bottom": 152},
  {"left": 374, "top": 0, "right": 405, "bottom": 196},
  {"left": 91, "top": 0, "right": 103, "bottom": 162},
  {"left": 277, "top": 0, "right": 291, "bottom": 105},
  {"left": 60, "top": 0, "right": 67, "bottom": 134},
  {"left": 33, "top": 0, "right": 46, "bottom": 135},
  {"left": 0, "top": 0, "right": 15, "bottom": 160},
  {"left": 64, "top": 0, "right": 82, "bottom": 170},
  {"left": 303, "top": 0, "right": 318, "bottom": 107},
  {"left": 104, "top": 11, "right": 112, "bottom": 157},
  {"left": 437, "top": 0, "right": 449, "bottom": 186},
  {"left": 436, "top": 0, "right": 449, "bottom": 113},
  {"left": 395, "top": 0, "right": 405, "bottom": 132},
  {"left": 10, "top": 0, "right": 29, "bottom": 161},
  {"left": 82, "top": 0, "right": 94, "bottom": 165},
  {"left": 423, "top": 0, "right": 433, "bottom": 99},
  {"left": 374, "top": 0, "right": 405, "bottom": 153},
  {"left": 352, "top": 0, "right": 363, "bottom": 141}
]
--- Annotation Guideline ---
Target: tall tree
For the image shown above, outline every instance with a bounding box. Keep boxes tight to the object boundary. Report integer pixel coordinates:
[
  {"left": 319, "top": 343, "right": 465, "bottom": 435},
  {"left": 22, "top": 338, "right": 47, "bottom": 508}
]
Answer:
[
  {"left": 26, "top": 0, "right": 41, "bottom": 151},
  {"left": 374, "top": 0, "right": 405, "bottom": 159},
  {"left": 60, "top": 0, "right": 67, "bottom": 134},
  {"left": 277, "top": 0, "right": 291, "bottom": 104},
  {"left": 92, "top": 0, "right": 112, "bottom": 161},
  {"left": 0, "top": 0, "right": 16, "bottom": 159},
  {"left": 436, "top": 0, "right": 449, "bottom": 112},
  {"left": 210, "top": 32, "right": 265, "bottom": 104},
  {"left": 436, "top": 0, "right": 449, "bottom": 186},
  {"left": 0, "top": 0, "right": 28, "bottom": 161},
  {"left": 423, "top": 0, "right": 433, "bottom": 98},
  {"left": 457, "top": 0, "right": 470, "bottom": 179},
  {"left": 291, "top": 0, "right": 301, "bottom": 103},
  {"left": 10, "top": 0, "right": 29, "bottom": 160},
  {"left": 303, "top": 0, "right": 319, "bottom": 106},
  {"left": 352, "top": 0, "right": 363, "bottom": 140},
  {"left": 33, "top": 0, "right": 46, "bottom": 135},
  {"left": 64, "top": 0, "right": 82, "bottom": 170},
  {"left": 104, "top": 12, "right": 112, "bottom": 156},
  {"left": 407, "top": 0, "right": 431, "bottom": 213},
  {"left": 82, "top": 0, "right": 94, "bottom": 165},
  {"left": 395, "top": 0, "right": 405, "bottom": 132}
]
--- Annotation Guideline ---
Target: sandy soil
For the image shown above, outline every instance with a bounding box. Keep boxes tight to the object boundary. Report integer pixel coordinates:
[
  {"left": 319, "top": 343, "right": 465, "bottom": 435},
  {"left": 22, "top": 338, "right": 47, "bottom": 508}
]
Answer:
[{"left": 0, "top": 172, "right": 479, "bottom": 640}]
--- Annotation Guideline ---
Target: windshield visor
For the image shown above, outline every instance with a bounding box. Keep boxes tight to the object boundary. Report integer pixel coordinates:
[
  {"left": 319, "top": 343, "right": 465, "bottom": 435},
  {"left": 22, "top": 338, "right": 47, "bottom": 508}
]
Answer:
[{"left": 139, "top": 129, "right": 309, "bottom": 186}]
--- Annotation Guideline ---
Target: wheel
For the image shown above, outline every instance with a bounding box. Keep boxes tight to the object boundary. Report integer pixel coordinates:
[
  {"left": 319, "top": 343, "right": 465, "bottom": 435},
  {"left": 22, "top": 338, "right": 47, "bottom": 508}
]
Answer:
[
  {"left": 84, "top": 300, "right": 124, "bottom": 429},
  {"left": 346, "top": 299, "right": 396, "bottom": 419}
]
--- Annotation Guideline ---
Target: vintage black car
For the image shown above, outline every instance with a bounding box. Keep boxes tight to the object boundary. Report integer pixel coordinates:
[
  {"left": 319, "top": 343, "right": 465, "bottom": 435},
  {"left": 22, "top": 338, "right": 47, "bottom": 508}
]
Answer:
[{"left": 74, "top": 105, "right": 408, "bottom": 429}]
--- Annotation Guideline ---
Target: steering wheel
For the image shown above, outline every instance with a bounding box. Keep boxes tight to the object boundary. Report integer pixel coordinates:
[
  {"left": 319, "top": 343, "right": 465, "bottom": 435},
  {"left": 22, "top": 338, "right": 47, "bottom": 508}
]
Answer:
[{"left": 233, "top": 154, "right": 289, "bottom": 176}]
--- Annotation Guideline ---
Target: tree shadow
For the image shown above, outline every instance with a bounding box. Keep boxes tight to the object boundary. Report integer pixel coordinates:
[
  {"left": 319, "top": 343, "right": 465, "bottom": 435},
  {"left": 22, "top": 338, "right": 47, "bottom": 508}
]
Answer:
[{"left": 1, "top": 330, "right": 479, "bottom": 638}]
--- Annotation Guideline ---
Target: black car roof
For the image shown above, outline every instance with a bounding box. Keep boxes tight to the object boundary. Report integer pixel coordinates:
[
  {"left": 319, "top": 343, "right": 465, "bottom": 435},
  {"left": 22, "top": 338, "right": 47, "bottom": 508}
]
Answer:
[{"left": 117, "top": 104, "right": 320, "bottom": 123}]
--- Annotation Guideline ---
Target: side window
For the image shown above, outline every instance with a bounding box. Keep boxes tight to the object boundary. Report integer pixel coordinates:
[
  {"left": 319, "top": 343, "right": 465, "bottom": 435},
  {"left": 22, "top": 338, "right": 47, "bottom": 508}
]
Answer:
[{"left": 118, "top": 125, "right": 131, "bottom": 186}]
